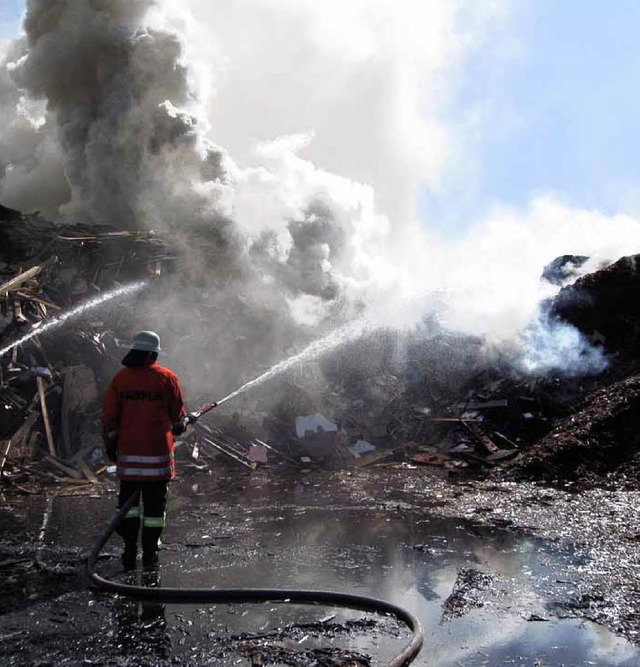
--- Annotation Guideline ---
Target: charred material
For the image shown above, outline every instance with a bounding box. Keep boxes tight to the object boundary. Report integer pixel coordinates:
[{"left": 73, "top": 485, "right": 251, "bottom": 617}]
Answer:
[
  {"left": 5, "top": 199, "right": 640, "bottom": 492},
  {"left": 550, "top": 254, "right": 640, "bottom": 368}
]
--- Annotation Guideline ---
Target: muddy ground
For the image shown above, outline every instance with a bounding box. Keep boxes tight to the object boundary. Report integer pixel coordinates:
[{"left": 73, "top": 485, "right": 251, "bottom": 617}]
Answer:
[{"left": 1, "top": 467, "right": 640, "bottom": 666}]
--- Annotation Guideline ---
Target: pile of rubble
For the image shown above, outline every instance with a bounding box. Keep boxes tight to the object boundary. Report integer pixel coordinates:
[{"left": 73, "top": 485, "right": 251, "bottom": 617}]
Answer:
[
  {"left": 496, "top": 253, "right": 640, "bottom": 488},
  {"left": 0, "top": 204, "right": 300, "bottom": 487},
  {"left": 550, "top": 254, "right": 640, "bottom": 371},
  {"left": 207, "top": 335, "right": 595, "bottom": 475},
  {"left": 4, "top": 199, "right": 640, "bottom": 490},
  {"left": 0, "top": 204, "right": 174, "bottom": 492},
  {"left": 502, "top": 371, "right": 640, "bottom": 487},
  {"left": 216, "top": 252, "right": 640, "bottom": 484}
]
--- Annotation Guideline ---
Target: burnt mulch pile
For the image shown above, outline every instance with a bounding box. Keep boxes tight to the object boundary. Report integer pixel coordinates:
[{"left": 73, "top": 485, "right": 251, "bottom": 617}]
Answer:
[
  {"left": 501, "top": 373, "right": 640, "bottom": 488},
  {"left": 550, "top": 253, "right": 640, "bottom": 369},
  {"left": 499, "top": 252, "right": 640, "bottom": 488}
]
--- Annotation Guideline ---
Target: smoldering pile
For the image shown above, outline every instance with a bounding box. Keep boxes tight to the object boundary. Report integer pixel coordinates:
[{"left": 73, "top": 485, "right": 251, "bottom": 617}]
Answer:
[
  {"left": 2, "top": 198, "right": 640, "bottom": 490},
  {"left": 0, "top": 199, "right": 321, "bottom": 488},
  {"left": 203, "top": 250, "right": 640, "bottom": 486},
  {"left": 498, "top": 255, "right": 640, "bottom": 488},
  {"left": 3, "top": 2, "right": 640, "bottom": 491}
]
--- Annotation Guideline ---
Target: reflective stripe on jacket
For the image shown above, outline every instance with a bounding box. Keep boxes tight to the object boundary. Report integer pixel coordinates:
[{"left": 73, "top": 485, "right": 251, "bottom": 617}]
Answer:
[{"left": 102, "top": 362, "right": 186, "bottom": 481}]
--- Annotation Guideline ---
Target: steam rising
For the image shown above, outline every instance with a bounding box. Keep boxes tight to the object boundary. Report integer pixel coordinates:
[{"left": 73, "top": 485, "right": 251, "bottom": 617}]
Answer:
[
  {"left": 2, "top": 0, "right": 640, "bottom": 384},
  {"left": 517, "top": 312, "right": 608, "bottom": 376}
]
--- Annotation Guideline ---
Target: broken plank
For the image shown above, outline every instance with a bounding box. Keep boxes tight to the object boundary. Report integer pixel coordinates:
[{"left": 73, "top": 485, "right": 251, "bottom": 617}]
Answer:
[
  {"left": 199, "top": 436, "right": 256, "bottom": 470},
  {"left": 429, "top": 417, "right": 483, "bottom": 423},
  {"left": 61, "top": 370, "right": 73, "bottom": 460},
  {"left": 462, "top": 421, "right": 500, "bottom": 453},
  {"left": 56, "top": 477, "right": 93, "bottom": 485},
  {"left": 15, "top": 484, "right": 39, "bottom": 495},
  {"left": 14, "top": 291, "right": 61, "bottom": 309},
  {"left": 11, "top": 412, "right": 39, "bottom": 457},
  {"left": 456, "top": 399, "right": 509, "bottom": 410},
  {"left": 42, "top": 455, "right": 83, "bottom": 479},
  {"left": 0, "top": 439, "right": 12, "bottom": 478},
  {"left": 76, "top": 459, "right": 98, "bottom": 484},
  {"left": 0, "top": 265, "right": 43, "bottom": 297},
  {"left": 356, "top": 442, "right": 416, "bottom": 467},
  {"left": 254, "top": 438, "right": 299, "bottom": 465},
  {"left": 36, "top": 376, "right": 56, "bottom": 457}
]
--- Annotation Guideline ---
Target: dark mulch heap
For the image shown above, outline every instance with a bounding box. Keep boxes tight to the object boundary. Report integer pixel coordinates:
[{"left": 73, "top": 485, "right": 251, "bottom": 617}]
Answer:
[{"left": 501, "top": 373, "right": 640, "bottom": 488}]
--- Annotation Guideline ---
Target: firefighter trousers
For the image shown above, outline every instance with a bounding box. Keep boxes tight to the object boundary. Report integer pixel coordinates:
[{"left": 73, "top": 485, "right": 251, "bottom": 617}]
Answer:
[{"left": 117, "top": 480, "right": 168, "bottom": 561}]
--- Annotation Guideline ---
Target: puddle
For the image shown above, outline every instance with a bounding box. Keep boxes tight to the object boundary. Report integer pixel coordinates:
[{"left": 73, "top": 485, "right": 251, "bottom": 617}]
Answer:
[{"left": 1, "top": 474, "right": 639, "bottom": 666}]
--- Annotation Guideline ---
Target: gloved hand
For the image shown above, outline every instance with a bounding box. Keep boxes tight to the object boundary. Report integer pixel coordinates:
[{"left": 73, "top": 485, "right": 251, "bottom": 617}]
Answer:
[
  {"left": 104, "top": 430, "right": 117, "bottom": 462},
  {"left": 172, "top": 407, "right": 213, "bottom": 435},
  {"left": 106, "top": 443, "right": 117, "bottom": 462},
  {"left": 171, "top": 419, "right": 188, "bottom": 436}
]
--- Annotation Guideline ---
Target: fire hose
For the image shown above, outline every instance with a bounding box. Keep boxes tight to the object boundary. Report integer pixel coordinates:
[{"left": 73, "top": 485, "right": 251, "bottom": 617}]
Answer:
[{"left": 86, "top": 492, "right": 425, "bottom": 666}]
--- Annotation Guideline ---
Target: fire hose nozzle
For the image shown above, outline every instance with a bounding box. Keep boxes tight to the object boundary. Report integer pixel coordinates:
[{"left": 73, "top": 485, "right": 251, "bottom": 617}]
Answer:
[{"left": 185, "top": 402, "right": 219, "bottom": 425}]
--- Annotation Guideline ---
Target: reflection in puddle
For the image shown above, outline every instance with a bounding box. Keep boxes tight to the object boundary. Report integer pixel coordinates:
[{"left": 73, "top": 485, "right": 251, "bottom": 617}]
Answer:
[
  {"left": 159, "top": 483, "right": 640, "bottom": 666},
  {"left": 2, "top": 479, "right": 640, "bottom": 666}
]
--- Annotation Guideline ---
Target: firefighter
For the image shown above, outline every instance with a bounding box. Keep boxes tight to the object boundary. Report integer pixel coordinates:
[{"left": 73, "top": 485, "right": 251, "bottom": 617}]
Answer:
[{"left": 102, "top": 331, "right": 189, "bottom": 571}]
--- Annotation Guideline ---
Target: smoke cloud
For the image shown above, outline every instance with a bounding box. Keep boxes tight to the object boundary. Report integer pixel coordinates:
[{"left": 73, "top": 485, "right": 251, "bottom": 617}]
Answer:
[{"left": 2, "top": 0, "right": 640, "bottom": 390}]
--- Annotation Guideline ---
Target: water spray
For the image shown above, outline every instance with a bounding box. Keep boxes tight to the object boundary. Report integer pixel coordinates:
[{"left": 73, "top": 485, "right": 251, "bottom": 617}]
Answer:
[
  {"left": 195, "top": 293, "right": 439, "bottom": 413},
  {"left": 198, "top": 317, "right": 372, "bottom": 413},
  {"left": 0, "top": 281, "right": 147, "bottom": 358}
]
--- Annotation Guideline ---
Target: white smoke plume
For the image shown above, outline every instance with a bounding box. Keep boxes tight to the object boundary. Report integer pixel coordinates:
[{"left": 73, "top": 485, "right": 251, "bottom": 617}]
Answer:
[
  {"left": 517, "top": 312, "right": 608, "bottom": 376},
  {"left": 2, "top": 0, "right": 640, "bottom": 382}
]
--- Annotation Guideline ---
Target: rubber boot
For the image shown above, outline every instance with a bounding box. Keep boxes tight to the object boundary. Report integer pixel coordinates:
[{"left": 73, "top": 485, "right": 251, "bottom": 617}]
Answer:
[
  {"left": 119, "top": 516, "right": 140, "bottom": 571},
  {"left": 142, "top": 525, "right": 162, "bottom": 568}
]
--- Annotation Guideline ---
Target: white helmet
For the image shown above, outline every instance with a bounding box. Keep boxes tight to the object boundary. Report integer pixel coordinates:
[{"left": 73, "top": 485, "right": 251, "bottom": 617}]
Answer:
[{"left": 130, "top": 331, "right": 161, "bottom": 353}]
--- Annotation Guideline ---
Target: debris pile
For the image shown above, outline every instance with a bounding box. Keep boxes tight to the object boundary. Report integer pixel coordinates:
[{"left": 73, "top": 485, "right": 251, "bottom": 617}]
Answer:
[
  {"left": 251, "top": 252, "right": 640, "bottom": 484},
  {"left": 502, "top": 373, "right": 640, "bottom": 487},
  {"left": 201, "top": 250, "right": 640, "bottom": 486},
  {"left": 0, "top": 204, "right": 174, "bottom": 490},
  {"left": 4, "top": 197, "right": 640, "bottom": 489},
  {"left": 550, "top": 253, "right": 640, "bottom": 370},
  {"left": 497, "top": 252, "right": 640, "bottom": 488}
]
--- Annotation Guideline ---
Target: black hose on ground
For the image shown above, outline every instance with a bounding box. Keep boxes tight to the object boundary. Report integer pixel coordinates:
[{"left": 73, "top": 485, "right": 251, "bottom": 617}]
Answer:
[{"left": 87, "top": 493, "right": 424, "bottom": 667}]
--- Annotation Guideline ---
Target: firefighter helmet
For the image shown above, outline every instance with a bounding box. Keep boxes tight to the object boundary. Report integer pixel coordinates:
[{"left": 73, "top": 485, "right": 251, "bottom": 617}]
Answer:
[{"left": 131, "top": 331, "right": 161, "bottom": 353}]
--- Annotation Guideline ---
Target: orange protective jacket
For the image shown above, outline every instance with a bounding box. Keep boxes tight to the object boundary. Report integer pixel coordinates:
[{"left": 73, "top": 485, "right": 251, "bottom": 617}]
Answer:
[{"left": 102, "top": 362, "right": 186, "bottom": 481}]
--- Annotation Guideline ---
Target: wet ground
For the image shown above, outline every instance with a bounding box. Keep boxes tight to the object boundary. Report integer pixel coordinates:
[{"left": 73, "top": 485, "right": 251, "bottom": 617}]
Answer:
[{"left": 1, "top": 467, "right": 640, "bottom": 666}]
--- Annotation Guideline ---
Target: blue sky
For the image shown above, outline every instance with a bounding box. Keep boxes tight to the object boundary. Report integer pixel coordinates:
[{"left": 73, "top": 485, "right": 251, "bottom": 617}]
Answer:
[
  {"left": 0, "top": 0, "right": 22, "bottom": 41},
  {"left": 424, "top": 0, "right": 640, "bottom": 235},
  {"left": 2, "top": 0, "right": 640, "bottom": 237}
]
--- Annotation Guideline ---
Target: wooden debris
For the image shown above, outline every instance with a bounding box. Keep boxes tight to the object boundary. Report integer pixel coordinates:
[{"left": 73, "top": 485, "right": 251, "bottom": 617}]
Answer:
[
  {"left": 8, "top": 411, "right": 38, "bottom": 457},
  {"left": 0, "top": 438, "right": 12, "bottom": 478},
  {"left": 199, "top": 435, "right": 257, "bottom": 470},
  {"left": 253, "top": 438, "right": 299, "bottom": 465},
  {"left": 194, "top": 423, "right": 257, "bottom": 469},
  {"left": 356, "top": 442, "right": 417, "bottom": 467},
  {"left": 36, "top": 376, "right": 56, "bottom": 457},
  {"left": 462, "top": 421, "right": 500, "bottom": 454},
  {"left": 77, "top": 459, "right": 98, "bottom": 484},
  {"left": 42, "top": 455, "right": 83, "bottom": 479},
  {"left": 0, "top": 264, "right": 43, "bottom": 297}
]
